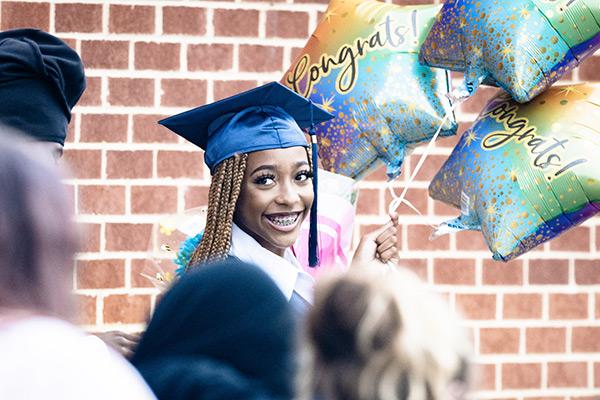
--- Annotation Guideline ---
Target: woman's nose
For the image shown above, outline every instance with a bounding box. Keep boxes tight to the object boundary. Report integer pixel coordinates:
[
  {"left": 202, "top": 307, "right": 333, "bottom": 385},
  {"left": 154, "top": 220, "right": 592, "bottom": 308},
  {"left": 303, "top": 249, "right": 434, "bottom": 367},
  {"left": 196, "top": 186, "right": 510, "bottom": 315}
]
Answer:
[{"left": 274, "top": 181, "right": 300, "bottom": 205}]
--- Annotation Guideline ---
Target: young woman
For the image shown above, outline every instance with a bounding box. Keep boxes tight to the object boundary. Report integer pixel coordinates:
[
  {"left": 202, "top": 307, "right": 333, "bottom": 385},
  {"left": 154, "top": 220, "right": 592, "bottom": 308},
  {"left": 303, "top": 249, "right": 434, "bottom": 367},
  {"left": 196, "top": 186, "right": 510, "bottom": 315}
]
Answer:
[{"left": 160, "top": 82, "right": 399, "bottom": 315}]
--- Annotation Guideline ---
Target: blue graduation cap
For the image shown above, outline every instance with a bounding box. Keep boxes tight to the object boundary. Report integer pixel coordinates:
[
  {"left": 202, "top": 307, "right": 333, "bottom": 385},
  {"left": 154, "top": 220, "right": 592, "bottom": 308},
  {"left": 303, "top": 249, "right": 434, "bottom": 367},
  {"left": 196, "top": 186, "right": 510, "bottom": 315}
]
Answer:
[{"left": 159, "top": 81, "right": 335, "bottom": 267}]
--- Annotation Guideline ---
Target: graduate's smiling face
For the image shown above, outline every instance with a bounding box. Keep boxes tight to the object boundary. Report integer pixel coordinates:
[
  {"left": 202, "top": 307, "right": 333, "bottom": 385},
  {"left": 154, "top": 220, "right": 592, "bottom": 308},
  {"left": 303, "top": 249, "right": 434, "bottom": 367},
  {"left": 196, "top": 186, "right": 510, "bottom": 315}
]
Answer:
[{"left": 234, "top": 146, "right": 313, "bottom": 257}]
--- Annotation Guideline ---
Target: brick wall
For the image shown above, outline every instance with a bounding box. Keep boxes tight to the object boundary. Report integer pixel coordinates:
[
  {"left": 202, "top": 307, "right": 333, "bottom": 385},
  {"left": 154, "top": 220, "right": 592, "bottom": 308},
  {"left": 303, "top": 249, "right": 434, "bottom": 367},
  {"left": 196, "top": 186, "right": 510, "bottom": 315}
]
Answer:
[{"left": 2, "top": 0, "right": 599, "bottom": 398}]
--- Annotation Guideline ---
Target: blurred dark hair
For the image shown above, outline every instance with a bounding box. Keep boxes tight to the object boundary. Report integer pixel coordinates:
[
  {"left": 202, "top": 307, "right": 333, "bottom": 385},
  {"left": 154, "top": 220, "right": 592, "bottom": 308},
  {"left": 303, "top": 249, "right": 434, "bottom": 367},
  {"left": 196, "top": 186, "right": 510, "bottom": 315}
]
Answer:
[{"left": 0, "top": 130, "right": 77, "bottom": 318}]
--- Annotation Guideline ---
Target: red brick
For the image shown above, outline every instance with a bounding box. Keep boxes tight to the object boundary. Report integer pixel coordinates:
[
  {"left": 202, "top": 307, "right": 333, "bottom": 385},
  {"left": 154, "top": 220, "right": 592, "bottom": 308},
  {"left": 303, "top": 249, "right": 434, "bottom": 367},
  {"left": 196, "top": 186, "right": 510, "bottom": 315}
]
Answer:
[
  {"left": 78, "top": 185, "right": 125, "bottom": 215},
  {"left": 76, "top": 294, "right": 96, "bottom": 325},
  {"left": 595, "top": 362, "right": 600, "bottom": 387},
  {"left": 109, "top": 5, "right": 154, "bottom": 34},
  {"left": 549, "top": 226, "right": 590, "bottom": 252},
  {"left": 290, "top": 46, "right": 305, "bottom": 66},
  {"left": 76, "top": 259, "right": 125, "bottom": 289},
  {"left": 455, "top": 230, "right": 488, "bottom": 251},
  {"left": 433, "top": 199, "right": 460, "bottom": 217},
  {"left": 78, "top": 77, "right": 101, "bottom": 106},
  {"left": 184, "top": 186, "right": 210, "bottom": 209},
  {"left": 239, "top": 45, "right": 283, "bottom": 72},
  {"left": 188, "top": 44, "right": 233, "bottom": 71},
  {"left": 62, "top": 149, "right": 101, "bottom": 179},
  {"left": 81, "top": 40, "right": 129, "bottom": 70},
  {"left": 525, "top": 328, "right": 566, "bottom": 353},
  {"left": 503, "top": 293, "right": 542, "bottom": 319},
  {"left": 157, "top": 151, "right": 204, "bottom": 179},
  {"left": 529, "top": 260, "right": 569, "bottom": 284},
  {"left": 131, "top": 186, "right": 178, "bottom": 214},
  {"left": 132, "top": 259, "right": 158, "bottom": 289},
  {"left": 106, "top": 223, "right": 153, "bottom": 251},
  {"left": 133, "top": 114, "right": 177, "bottom": 143},
  {"left": 397, "top": 259, "right": 428, "bottom": 281},
  {"left": 575, "top": 260, "right": 600, "bottom": 284},
  {"left": 383, "top": 188, "right": 428, "bottom": 217},
  {"left": 108, "top": 78, "right": 154, "bottom": 107},
  {"left": 458, "top": 86, "right": 499, "bottom": 114},
  {"left": 549, "top": 293, "right": 588, "bottom": 319},
  {"left": 475, "top": 364, "right": 496, "bottom": 391},
  {"left": 364, "top": 165, "right": 387, "bottom": 182},
  {"left": 480, "top": 328, "right": 519, "bottom": 354},
  {"left": 80, "top": 114, "right": 128, "bottom": 142},
  {"left": 1, "top": 2, "right": 49, "bottom": 30},
  {"left": 502, "top": 363, "right": 541, "bottom": 389},
  {"left": 135, "top": 42, "right": 180, "bottom": 71},
  {"left": 455, "top": 294, "right": 496, "bottom": 320},
  {"left": 213, "top": 9, "right": 258, "bottom": 37},
  {"left": 482, "top": 259, "right": 523, "bottom": 285},
  {"left": 55, "top": 4, "right": 102, "bottom": 33},
  {"left": 356, "top": 189, "right": 380, "bottom": 215},
  {"left": 163, "top": 6, "right": 206, "bottom": 35},
  {"left": 433, "top": 259, "right": 475, "bottom": 285},
  {"left": 548, "top": 362, "right": 587, "bottom": 388},
  {"left": 579, "top": 56, "right": 600, "bottom": 81},
  {"left": 78, "top": 223, "right": 101, "bottom": 253},
  {"left": 106, "top": 151, "right": 153, "bottom": 179},
  {"left": 103, "top": 294, "right": 151, "bottom": 324},
  {"left": 572, "top": 327, "right": 600, "bottom": 352},
  {"left": 214, "top": 80, "right": 257, "bottom": 101},
  {"left": 266, "top": 11, "right": 309, "bottom": 38},
  {"left": 407, "top": 224, "right": 449, "bottom": 251},
  {"left": 161, "top": 79, "right": 207, "bottom": 108},
  {"left": 411, "top": 154, "right": 448, "bottom": 182},
  {"left": 597, "top": 293, "right": 600, "bottom": 319}
]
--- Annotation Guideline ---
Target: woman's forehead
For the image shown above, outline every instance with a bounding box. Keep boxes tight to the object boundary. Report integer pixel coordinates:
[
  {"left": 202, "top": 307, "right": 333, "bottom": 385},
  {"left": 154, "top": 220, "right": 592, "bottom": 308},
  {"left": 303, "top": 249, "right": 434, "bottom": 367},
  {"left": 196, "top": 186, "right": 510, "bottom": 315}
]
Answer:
[{"left": 246, "top": 147, "right": 308, "bottom": 168}]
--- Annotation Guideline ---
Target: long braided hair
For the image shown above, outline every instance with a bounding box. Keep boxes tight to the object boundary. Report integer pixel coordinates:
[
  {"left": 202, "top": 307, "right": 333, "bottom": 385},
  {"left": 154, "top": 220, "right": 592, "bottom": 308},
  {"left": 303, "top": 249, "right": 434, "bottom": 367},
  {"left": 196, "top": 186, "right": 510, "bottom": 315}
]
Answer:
[
  {"left": 187, "top": 153, "right": 248, "bottom": 269},
  {"left": 186, "top": 146, "right": 313, "bottom": 271}
]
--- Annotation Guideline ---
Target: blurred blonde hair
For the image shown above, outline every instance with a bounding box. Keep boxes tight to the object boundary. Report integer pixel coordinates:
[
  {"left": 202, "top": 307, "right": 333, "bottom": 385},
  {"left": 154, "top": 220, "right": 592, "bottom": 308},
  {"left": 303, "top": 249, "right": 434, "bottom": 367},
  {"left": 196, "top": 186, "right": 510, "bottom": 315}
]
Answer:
[{"left": 299, "top": 264, "right": 471, "bottom": 400}]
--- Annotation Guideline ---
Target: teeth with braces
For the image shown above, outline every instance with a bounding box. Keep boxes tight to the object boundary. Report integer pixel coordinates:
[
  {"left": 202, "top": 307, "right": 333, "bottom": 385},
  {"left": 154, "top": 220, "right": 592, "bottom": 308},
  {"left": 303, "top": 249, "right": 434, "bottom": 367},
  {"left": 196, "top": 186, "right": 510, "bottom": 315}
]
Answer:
[{"left": 267, "top": 214, "right": 299, "bottom": 226}]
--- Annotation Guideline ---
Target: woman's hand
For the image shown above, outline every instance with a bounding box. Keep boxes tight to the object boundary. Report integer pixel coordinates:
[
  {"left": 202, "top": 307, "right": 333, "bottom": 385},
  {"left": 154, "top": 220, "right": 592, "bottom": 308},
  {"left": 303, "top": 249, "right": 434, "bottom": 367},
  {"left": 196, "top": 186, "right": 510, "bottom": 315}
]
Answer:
[
  {"left": 94, "top": 331, "right": 141, "bottom": 359},
  {"left": 351, "top": 213, "right": 399, "bottom": 267}
]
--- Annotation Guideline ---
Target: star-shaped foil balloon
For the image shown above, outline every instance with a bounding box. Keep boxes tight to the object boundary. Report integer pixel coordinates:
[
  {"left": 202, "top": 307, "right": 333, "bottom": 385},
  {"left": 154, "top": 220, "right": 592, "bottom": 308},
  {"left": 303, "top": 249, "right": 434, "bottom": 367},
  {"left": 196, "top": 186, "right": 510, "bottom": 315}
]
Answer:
[
  {"left": 430, "top": 84, "right": 600, "bottom": 261},
  {"left": 420, "top": 0, "right": 600, "bottom": 103},
  {"left": 282, "top": 0, "right": 457, "bottom": 180}
]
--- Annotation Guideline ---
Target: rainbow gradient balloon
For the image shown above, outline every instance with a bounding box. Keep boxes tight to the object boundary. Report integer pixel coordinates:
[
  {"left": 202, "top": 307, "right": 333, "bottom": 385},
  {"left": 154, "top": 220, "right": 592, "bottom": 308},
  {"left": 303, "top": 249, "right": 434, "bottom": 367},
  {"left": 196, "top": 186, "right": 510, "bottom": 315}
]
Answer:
[
  {"left": 430, "top": 84, "right": 600, "bottom": 261},
  {"left": 420, "top": 0, "right": 600, "bottom": 103},
  {"left": 282, "top": 0, "right": 457, "bottom": 180}
]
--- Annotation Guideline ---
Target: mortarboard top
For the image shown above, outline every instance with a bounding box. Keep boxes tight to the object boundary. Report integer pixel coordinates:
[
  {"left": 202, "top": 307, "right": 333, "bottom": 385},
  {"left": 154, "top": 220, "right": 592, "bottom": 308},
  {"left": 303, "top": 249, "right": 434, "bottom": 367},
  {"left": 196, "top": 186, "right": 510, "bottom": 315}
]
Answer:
[{"left": 159, "top": 82, "right": 334, "bottom": 171}]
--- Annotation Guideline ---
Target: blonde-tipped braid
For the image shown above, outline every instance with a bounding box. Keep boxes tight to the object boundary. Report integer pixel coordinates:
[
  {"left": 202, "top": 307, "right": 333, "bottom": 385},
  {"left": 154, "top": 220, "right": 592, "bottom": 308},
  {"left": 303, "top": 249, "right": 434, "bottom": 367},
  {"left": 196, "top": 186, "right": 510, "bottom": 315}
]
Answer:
[{"left": 187, "top": 153, "right": 248, "bottom": 269}]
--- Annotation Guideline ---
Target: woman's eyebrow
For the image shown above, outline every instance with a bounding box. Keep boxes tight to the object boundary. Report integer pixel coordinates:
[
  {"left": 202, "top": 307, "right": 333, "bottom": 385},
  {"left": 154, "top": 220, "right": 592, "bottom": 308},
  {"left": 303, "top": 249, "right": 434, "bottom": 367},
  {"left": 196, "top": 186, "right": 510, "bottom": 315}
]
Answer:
[{"left": 250, "top": 165, "right": 275, "bottom": 175}]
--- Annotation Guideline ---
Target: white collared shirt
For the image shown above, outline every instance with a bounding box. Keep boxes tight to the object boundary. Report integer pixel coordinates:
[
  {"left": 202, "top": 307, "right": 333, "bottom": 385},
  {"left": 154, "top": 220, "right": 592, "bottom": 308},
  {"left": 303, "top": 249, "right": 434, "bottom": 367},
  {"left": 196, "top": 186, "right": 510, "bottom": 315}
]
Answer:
[{"left": 229, "top": 223, "right": 314, "bottom": 304}]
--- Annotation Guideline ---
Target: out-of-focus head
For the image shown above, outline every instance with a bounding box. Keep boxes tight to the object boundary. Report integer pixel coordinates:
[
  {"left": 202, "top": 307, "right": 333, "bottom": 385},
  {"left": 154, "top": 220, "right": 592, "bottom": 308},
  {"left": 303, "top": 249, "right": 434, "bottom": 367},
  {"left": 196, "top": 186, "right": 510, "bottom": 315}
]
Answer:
[
  {"left": 301, "top": 264, "right": 472, "bottom": 400},
  {"left": 132, "top": 259, "right": 295, "bottom": 399},
  {"left": 0, "top": 131, "right": 78, "bottom": 318},
  {"left": 0, "top": 29, "right": 86, "bottom": 155}
]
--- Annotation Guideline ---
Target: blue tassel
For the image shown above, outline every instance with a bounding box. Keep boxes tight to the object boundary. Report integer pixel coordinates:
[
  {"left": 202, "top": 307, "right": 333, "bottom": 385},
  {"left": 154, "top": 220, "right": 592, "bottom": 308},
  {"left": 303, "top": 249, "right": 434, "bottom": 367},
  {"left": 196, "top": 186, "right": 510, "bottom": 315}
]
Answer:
[{"left": 308, "top": 103, "right": 319, "bottom": 267}]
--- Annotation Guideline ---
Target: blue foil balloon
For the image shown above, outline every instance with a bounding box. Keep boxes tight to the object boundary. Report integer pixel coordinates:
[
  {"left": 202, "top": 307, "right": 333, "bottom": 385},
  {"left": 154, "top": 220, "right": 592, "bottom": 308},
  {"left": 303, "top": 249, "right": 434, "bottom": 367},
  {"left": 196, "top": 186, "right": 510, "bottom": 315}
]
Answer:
[
  {"left": 282, "top": 0, "right": 457, "bottom": 180},
  {"left": 419, "top": 0, "right": 600, "bottom": 103},
  {"left": 430, "top": 84, "right": 600, "bottom": 261}
]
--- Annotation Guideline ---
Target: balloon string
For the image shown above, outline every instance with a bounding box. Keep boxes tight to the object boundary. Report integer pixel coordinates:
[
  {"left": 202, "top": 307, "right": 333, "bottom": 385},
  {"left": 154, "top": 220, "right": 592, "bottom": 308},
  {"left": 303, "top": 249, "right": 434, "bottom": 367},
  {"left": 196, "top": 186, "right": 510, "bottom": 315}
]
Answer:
[{"left": 387, "top": 102, "right": 461, "bottom": 220}]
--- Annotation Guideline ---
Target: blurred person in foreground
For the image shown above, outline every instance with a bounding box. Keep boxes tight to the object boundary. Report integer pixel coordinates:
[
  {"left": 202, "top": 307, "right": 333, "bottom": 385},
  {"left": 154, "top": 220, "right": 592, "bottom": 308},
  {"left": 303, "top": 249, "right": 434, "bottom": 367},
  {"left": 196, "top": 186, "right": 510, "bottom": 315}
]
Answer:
[
  {"left": 0, "top": 135, "right": 156, "bottom": 399},
  {"left": 299, "top": 264, "right": 472, "bottom": 400},
  {"left": 0, "top": 27, "right": 138, "bottom": 355},
  {"left": 132, "top": 259, "right": 295, "bottom": 400}
]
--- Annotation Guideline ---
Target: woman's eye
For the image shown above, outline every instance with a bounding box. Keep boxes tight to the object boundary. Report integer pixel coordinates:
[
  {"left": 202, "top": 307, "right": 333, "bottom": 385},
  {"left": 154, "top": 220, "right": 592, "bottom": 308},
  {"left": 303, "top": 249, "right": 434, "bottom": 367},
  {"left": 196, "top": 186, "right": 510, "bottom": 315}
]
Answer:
[
  {"left": 254, "top": 175, "right": 275, "bottom": 185},
  {"left": 295, "top": 170, "right": 313, "bottom": 182}
]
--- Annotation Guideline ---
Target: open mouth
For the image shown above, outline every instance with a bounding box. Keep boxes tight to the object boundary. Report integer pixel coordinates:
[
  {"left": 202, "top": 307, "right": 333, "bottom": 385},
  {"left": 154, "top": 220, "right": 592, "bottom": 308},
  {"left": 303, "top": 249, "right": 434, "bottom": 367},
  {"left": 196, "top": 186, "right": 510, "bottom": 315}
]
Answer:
[{"left": 264, "top": 212, "right": 302, "bottom": 230}]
